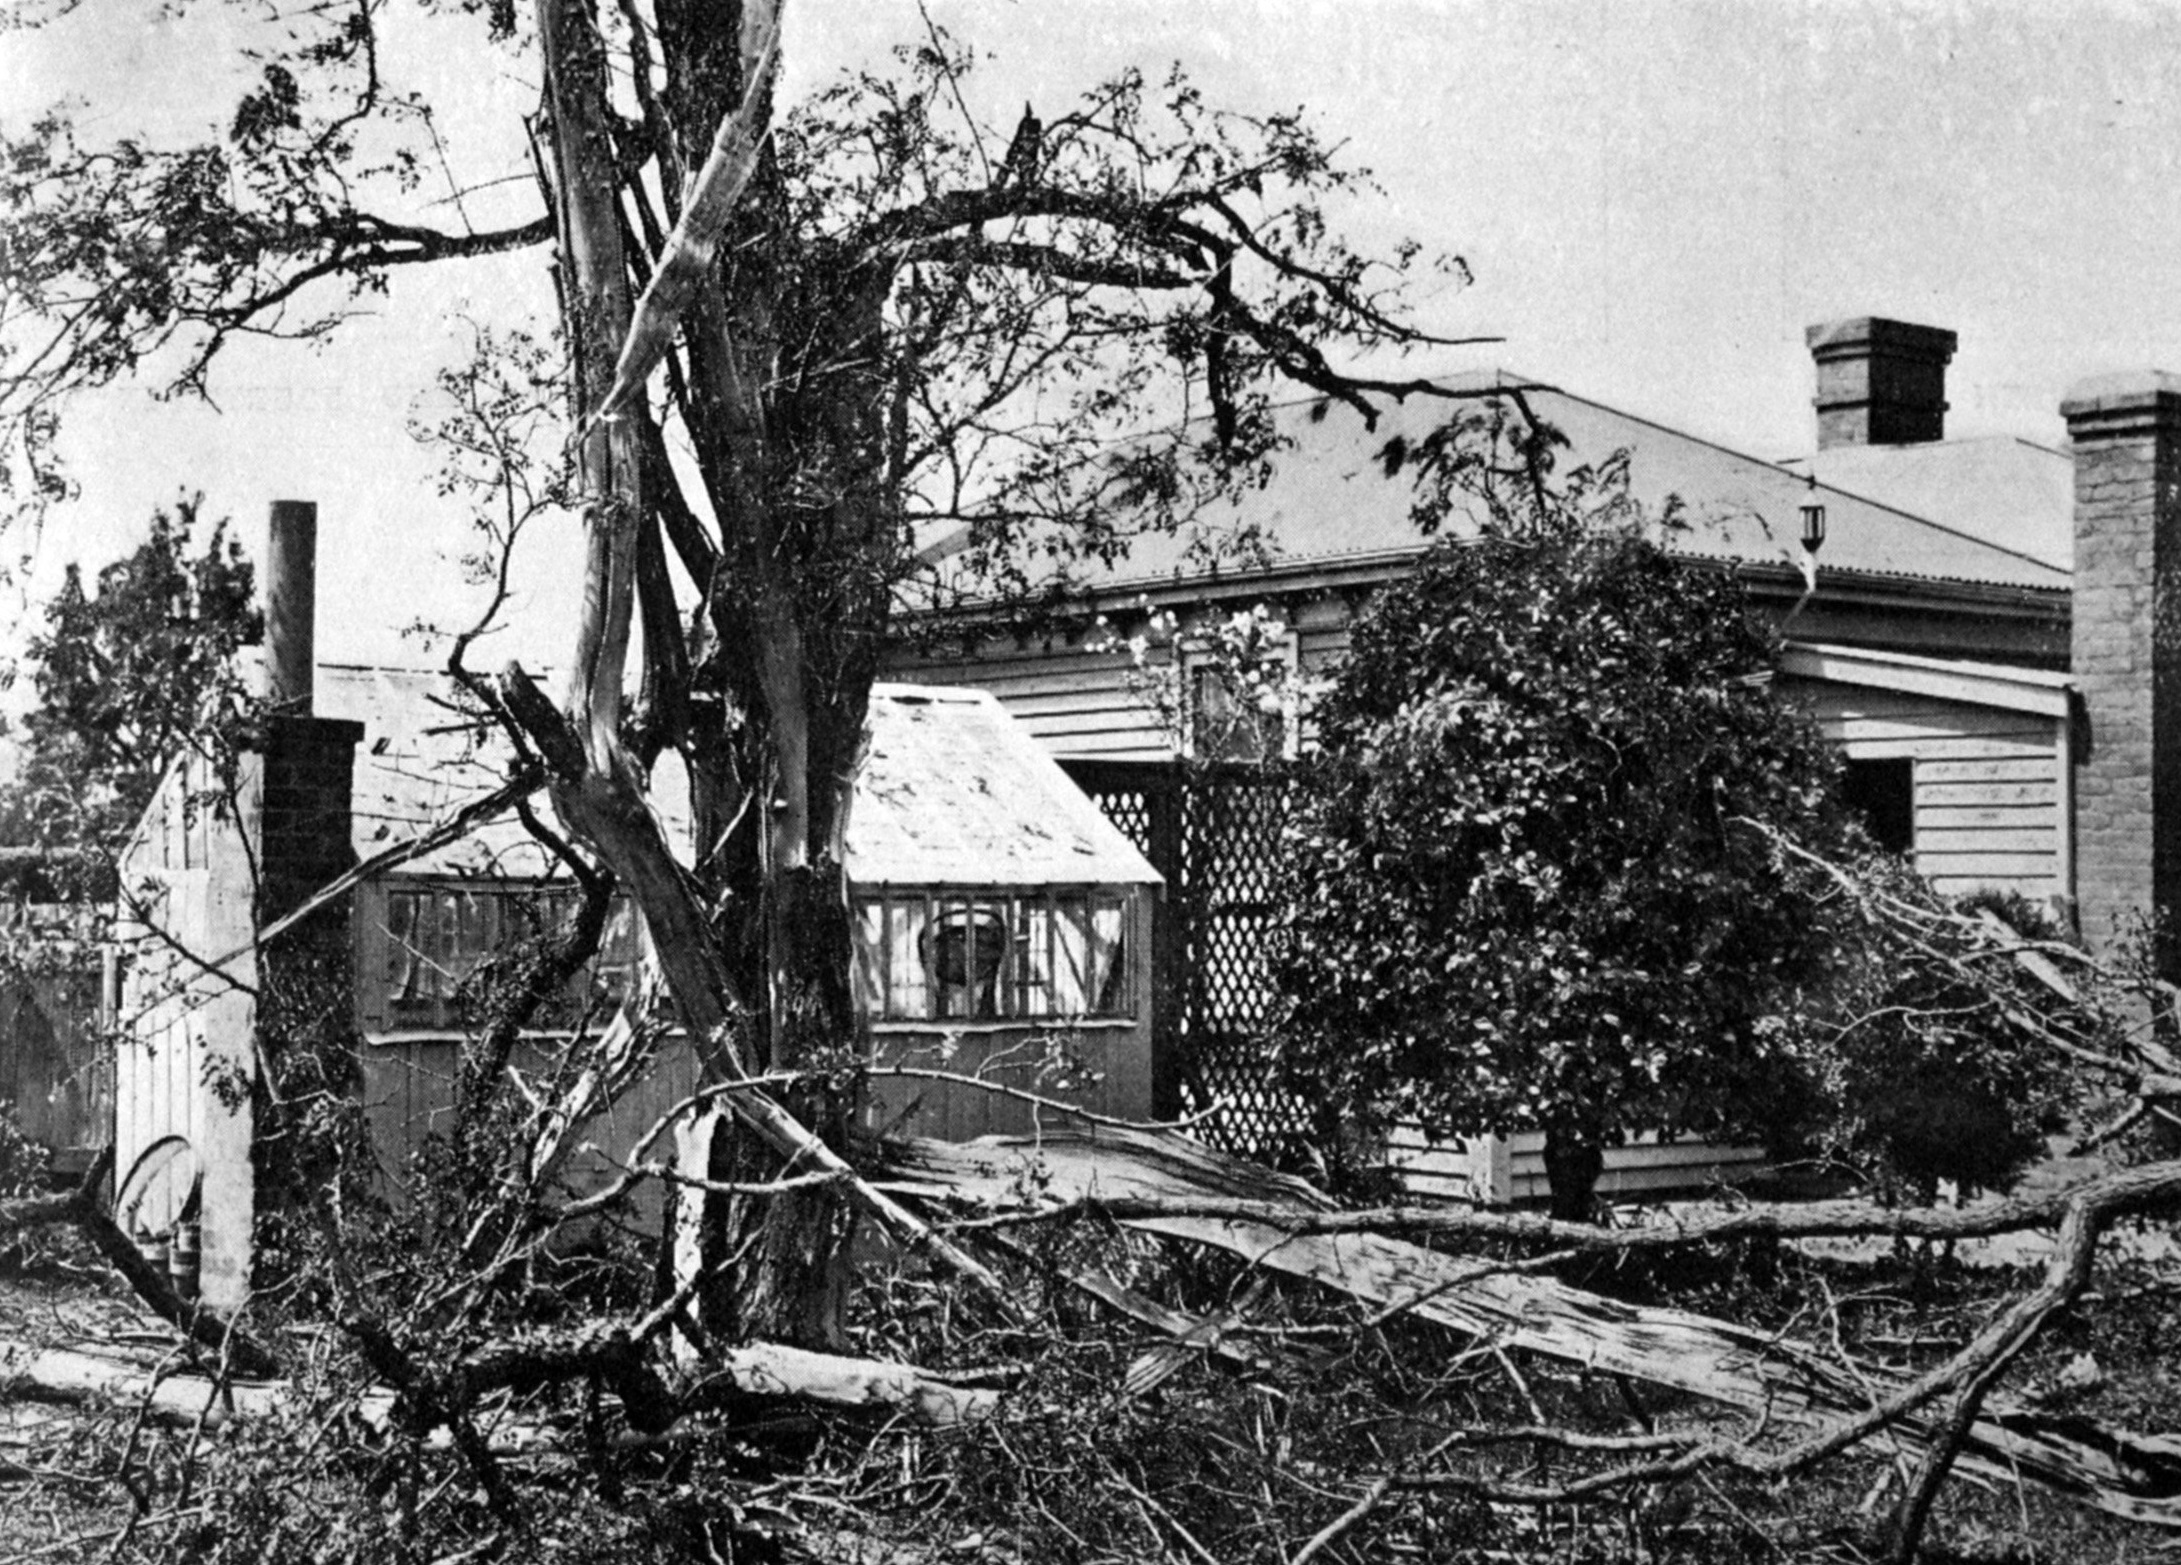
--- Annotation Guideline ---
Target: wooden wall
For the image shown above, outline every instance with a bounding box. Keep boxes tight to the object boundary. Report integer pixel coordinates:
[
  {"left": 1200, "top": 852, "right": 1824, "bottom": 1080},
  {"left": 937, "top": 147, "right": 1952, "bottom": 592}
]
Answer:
[
  {"left": 888, "top": 636, "right": 1169, "bottom": 759},
  {"left": 862, "top": 889, "right": 1156, "bottom": 1139},
  {"left": 1386, "top": 1127, "right": 1768, "bottom": 1206},
  {"left": 1779, "top": 677, "right": 2069, "bottom": 903},
  {"left": 867, "top": 1017, "right": 1154, "bottom": 1141},
  {"left": 358, "top": 1032, "right": 699, "bottom": 1229},
  {"left": 112, "top": 751, "right": 261, "bottom": 1310},
  {"left": 888, "top": 596, "right": 1360, "bottom": 759}
]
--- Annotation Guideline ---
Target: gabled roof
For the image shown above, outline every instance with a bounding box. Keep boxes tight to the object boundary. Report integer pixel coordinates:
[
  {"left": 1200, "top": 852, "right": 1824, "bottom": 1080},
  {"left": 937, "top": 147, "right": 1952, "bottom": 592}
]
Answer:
[
  {"left": 315, "top": 667, "right": 1158, "bottom": 889},
  {"left": 319, "top": 665, "right": 542, "bottom": 876},
  {"left": 1067, "top": 371, "right": 2070, "bottom": 598},
  {"left": 849, "top": 686, "right": 1160, "bottom": 887}
]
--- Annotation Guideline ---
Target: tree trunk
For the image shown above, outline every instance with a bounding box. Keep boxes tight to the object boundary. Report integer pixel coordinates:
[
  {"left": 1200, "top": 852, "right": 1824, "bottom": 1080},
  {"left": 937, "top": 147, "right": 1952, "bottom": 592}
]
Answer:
[
  {"left": 1542, "top": 1124, "right": 1605, "bottom": 1224},
  {"left": 528, "top": 0, "right": 901, "bottom": 1349}
]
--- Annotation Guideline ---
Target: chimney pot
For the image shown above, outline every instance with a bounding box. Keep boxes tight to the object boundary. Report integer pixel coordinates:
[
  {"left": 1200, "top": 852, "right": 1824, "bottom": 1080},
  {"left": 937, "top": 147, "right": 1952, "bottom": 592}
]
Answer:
[{"left": 1806, "top": 317, "right": 1958, "bottom": 449}]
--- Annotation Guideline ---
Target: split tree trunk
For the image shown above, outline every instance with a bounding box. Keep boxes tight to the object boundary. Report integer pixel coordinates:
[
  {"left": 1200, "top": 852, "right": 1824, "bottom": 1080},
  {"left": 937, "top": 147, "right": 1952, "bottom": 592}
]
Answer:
[{"left": 530, "top": 0, "right": 871, "bottom": 1350}]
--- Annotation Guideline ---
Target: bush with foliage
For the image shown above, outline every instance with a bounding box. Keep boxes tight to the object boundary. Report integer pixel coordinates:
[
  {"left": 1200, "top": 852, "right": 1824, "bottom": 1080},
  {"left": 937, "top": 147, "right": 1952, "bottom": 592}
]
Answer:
[
  {"left": 1270, "top": 440, "right": 1862, "bottom": 1219},
  {"left": 1271, "top": 415, "right": 2090, "bottom": 1218}
]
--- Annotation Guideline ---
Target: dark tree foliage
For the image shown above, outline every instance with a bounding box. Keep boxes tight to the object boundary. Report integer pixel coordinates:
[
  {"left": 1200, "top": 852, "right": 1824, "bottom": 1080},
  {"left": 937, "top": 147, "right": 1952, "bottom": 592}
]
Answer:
[
  {"left": 4, "top": 495, "right": 261, "bottom": 877},
  {"left": 1271, "top": 445, "right": 1857, "bottom": 1220}
]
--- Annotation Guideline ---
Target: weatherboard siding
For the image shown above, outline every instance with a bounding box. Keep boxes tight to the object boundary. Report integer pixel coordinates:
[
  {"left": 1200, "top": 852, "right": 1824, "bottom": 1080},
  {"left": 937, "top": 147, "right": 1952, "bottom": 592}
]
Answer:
[
  {"left": 1781, "top": 678, "right": 2068, "bottom": 903},
  {"left": 888, "top": 596, "right": 1363, "bottom": 760},
  {"left": 888, "top": 638, "right": 1169, "bottom": 757},
  {"left": 112, "top": 751, "right": 262, "bottom": 1312},
  {"left": 357, "top": 1033, "right": 700, "bottom": 1227},
  {"left": 1386, "top": 1126, "right": 1767, "bottom": 1206}
]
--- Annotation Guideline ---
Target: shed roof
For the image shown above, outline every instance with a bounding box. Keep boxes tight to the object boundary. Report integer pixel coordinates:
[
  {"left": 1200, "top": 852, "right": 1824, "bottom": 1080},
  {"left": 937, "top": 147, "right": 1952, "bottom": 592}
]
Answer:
[
  {"left": 849, "top": 685, "right": 1160, "bottom": 887},
  {"left": 314, "top": 667, "right": 1158, "bottom": 889}
]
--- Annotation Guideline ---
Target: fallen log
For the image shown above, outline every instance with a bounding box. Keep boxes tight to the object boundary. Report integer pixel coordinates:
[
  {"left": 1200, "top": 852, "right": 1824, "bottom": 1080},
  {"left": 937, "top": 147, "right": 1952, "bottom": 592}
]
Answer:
[
  {"left": 2, "top": 1342, "right": 306, "bottom": 1429},
  {"left": 0, "top": 1331, "right": 995, "bottom": 1437},
  {"left": 878, "top": 1125, "right": 2181, "bottom": 1526}
]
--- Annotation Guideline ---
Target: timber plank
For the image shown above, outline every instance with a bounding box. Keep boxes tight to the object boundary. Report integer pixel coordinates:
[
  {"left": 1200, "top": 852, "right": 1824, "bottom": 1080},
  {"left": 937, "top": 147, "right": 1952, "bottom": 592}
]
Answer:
[
  {"left": 1843, "top": 737, "right": 2052, "bottom": 762},
  {"left": 1920, "top": 756, "right": 2062, "bottom": 783},
  {"left": 1914, "top": 827, "right": 2057, "bottom": 854},
  {"left": 1914, "top": 852, "right": 2057, "bottom": 879}
]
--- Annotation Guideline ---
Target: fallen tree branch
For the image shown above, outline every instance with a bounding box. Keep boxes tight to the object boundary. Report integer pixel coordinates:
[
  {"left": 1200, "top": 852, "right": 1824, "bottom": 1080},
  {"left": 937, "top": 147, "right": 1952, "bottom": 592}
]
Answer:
[
  {"left": 2, "top": 1324, "right": 998, "bottom": 1443},
  {"left": 924, "top": 1156, "right": 2181, "bottom": 1253},
  {"left": 880, "top": 1125, "right": 2181, "bottom": 1525},
  {"left": 0, "top": 1148, "right": 281, "bottom": 1380},
  {"left": 495, "top": 662, "right": 1025, "bottom": 1319},
  {"left": 0, "top": 1343, "right": 295, "bottom": 1429}
]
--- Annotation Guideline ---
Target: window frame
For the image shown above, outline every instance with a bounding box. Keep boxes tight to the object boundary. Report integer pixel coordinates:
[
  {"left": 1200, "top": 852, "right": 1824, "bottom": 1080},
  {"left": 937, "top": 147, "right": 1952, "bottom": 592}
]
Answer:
[
  {"left": 854, "top": 884, "right": 1141, "bottom": 1029},
  {"left": 356, "top": 875, "right": 641, "bottom": 1039},
  {"left": 1178, "top": 628, "right": 1302, "bottom": 763}
]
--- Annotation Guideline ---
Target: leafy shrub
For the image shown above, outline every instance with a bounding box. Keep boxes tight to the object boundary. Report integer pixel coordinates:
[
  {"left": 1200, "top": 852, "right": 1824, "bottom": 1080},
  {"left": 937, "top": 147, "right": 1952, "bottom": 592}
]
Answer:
[{"left": 1270, "top": 461, "right": 1857, "bottom": 1218}]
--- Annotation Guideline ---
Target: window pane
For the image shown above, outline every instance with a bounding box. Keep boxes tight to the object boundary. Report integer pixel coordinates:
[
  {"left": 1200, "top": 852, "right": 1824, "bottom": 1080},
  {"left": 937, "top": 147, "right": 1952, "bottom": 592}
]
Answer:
[
  {"left": 1090, "top": 898, "right": 1126, "bottom": 1014},
  {"left": 851, "top": 892, "right": 1135, "bottom": 1022},
  {"left": 384, "top": 888, "right": 453, "bottom": 1015},
  {"left": 1192, "top": 667, "right": 1283, "bottom": 762},
  {"left": 853, "top": 901, "right": 889, "bottom": 1017}
]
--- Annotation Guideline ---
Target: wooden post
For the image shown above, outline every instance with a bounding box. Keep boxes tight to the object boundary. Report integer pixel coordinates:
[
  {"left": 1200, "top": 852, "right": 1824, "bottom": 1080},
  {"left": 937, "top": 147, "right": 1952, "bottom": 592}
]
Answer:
[{"left": 266, "top": 500, "right": 317, "bottom": 715}]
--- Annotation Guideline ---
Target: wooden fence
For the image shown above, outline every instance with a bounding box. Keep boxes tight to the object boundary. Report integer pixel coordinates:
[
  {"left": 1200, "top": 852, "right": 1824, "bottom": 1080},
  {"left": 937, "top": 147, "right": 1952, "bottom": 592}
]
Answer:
[{"left": 0, "top": 907, "right": 110, "bottom": 1176}]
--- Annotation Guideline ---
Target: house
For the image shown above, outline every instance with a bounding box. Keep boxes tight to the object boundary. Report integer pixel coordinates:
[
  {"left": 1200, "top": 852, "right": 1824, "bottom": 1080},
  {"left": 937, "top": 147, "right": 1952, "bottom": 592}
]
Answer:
[
  {"left": 885, "top": 317, "right": 2176, "bottom": 1200},
  {"left": 109, "top": 508, "right": 1162, "bottom": 1309}
]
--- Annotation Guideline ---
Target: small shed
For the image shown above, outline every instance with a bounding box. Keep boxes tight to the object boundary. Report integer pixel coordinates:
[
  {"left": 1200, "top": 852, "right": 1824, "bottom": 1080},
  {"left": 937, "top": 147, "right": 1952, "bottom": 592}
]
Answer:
[
  {"left": 850, "top": 686, "right": 1164, "bottom": 1139},
  {"left": 348, "top": 680, "right": 1164, "bottom": 1162},
  {"left": 110, "top": 620, "right": 1160, "bottom": 1310}
]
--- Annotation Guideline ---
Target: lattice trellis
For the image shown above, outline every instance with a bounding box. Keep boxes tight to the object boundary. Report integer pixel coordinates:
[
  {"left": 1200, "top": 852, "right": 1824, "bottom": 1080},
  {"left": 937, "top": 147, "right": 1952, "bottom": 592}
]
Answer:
[{"left": 1062, "top": 760, "right": 1314, "bottom": 1161}]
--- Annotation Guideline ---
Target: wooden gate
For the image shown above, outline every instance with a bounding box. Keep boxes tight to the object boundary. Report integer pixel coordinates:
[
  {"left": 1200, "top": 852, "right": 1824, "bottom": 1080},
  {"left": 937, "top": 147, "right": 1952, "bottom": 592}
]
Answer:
[{"left": 1061, "top": 760, "right": 1311, "bottom": 1161}]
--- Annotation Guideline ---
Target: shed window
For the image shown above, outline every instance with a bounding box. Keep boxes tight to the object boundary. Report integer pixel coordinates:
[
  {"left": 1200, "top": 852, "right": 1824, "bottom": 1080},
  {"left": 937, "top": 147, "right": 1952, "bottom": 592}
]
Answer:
[
  {"left": 855, "top": 890, "right": 1132, "bottom": 1022},
  {"left": 363, "top": 881, "right": 640, "bottom": 1034}
]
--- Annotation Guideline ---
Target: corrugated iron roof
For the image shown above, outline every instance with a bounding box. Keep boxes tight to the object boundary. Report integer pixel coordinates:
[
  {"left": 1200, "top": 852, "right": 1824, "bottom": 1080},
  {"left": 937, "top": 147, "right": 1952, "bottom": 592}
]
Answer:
[
  {"left": 1047, "top": 371, "right": 2070, "bottom": 597},
  {"left": 1784, "top": 436, "right": 2072, "bottom": 573},
  {"left": 319, "top": 666, "right": 547, "bottom": 876},
  {"left": 315, "top": 668, "right": 1158, "bottom": 889}
]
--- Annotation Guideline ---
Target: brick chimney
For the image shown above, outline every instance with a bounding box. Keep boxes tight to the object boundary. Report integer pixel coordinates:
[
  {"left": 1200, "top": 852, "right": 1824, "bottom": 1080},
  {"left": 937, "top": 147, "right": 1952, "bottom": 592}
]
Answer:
[
  {"left": 255, "top": 501, "right": 362, "bottom": 926},
  {"left": 1806, "top": 317, "right": 1958, "bottom": 449},
  {"left": 2062, "top": 372, "right": 2181, "bottom": 958}
]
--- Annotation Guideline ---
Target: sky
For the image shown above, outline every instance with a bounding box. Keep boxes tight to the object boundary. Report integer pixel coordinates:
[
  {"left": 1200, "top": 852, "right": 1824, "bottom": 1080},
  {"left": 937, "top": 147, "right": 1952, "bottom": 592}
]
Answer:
[{"left": 7, "top": 0, "right": 2181, "bottom": 673}]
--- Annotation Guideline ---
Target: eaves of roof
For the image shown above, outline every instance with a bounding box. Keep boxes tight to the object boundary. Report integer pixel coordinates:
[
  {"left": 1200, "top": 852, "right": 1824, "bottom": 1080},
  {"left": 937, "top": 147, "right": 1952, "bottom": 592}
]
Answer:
[{"left": 1780, "top": 639, "right": 2074, "bottom": 718}]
